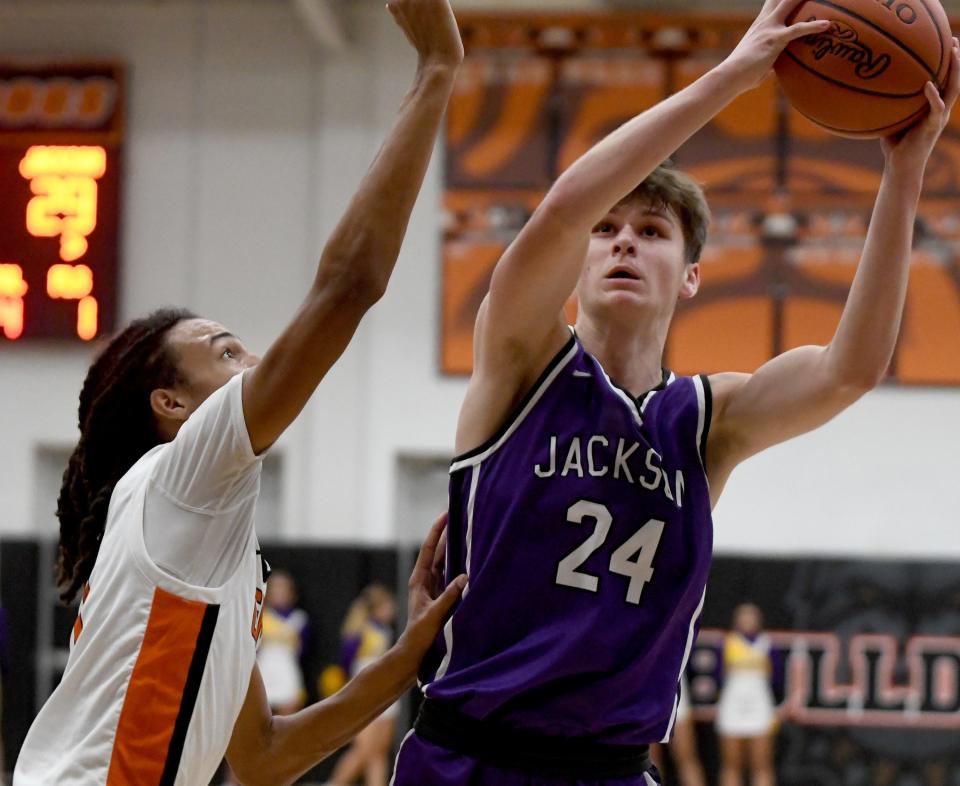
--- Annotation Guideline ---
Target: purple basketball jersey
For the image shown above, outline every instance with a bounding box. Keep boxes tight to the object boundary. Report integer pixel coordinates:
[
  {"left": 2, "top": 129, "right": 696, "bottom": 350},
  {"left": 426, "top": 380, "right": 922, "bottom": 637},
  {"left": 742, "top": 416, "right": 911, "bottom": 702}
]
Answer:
[{"left": 420, "top": 332, "right": 713, "bottom": 745}]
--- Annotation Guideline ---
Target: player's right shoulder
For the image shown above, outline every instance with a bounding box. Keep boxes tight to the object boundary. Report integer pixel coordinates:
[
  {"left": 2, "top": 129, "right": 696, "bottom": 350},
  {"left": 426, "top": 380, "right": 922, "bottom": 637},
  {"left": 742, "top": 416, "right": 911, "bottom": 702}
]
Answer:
[
  {"left": 455, "top": 325, "right": 574, "bottom": 457},
  {"left": 454, "top": 371, "right": 523, "bottom": 458},
  {"left": 476, "top": 279, "right": 571, "bottom": 368},
  {"left": 475, "top": 300, "right": 570, "bottom": 376},
  {"left": 706, "top": 371, "right": 749, "bottom": 399}
]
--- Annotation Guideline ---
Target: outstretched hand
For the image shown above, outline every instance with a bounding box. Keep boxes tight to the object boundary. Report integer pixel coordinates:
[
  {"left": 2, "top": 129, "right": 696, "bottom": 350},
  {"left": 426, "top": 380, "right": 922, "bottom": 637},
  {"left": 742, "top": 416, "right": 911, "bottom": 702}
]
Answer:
[
  {"left": 399, "top": 512, "right": 466, "bottom": 659},
  {"left": 387, "top": 0, "right": 464, "bottom": 70},
  {"left": 882, "top": 37, "right": 960, "bottom": 171},
  {"left": 723, "top": 0, "right": 830, "bottom": 92}
]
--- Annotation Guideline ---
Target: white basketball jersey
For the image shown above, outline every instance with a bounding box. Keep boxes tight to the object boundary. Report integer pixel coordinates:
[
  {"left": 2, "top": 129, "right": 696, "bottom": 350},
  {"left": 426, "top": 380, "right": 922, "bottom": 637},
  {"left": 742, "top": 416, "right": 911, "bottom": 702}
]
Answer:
[{"left": 15, "top": 372, "right": 268, "bottom": 786}]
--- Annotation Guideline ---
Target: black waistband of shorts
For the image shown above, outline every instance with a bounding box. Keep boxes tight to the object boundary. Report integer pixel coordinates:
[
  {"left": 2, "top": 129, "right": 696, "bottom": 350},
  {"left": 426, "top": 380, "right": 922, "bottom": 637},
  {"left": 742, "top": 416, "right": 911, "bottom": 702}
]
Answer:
[{"left": 413, "top": 698, "right": 653, "bottom": 779}]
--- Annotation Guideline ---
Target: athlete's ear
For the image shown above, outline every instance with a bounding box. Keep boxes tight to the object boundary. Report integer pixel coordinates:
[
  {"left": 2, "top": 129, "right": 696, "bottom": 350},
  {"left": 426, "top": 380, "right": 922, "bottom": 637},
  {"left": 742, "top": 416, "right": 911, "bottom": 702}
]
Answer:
[
  {"left": 678, "top": 262, "right": 700, "bottom": 301},
  {"left": 150, "top": 387, "right": 189, "bottom": 425}
]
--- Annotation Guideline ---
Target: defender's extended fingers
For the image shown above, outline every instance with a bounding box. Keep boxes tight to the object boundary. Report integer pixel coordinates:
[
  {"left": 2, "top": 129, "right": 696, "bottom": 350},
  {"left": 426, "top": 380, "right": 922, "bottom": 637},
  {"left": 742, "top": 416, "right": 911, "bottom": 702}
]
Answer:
[
  {"left": 432, "top": 527, "right": 448, "bottom": 573},
  {"left": 410, "top": 512, "right": 449, "bottom": 586},
  {"left": 421, "top": 574, "right": 467, "bottom": 624},
  {"left": 385, "top": 1, "right": 418, "bottom": 48}
]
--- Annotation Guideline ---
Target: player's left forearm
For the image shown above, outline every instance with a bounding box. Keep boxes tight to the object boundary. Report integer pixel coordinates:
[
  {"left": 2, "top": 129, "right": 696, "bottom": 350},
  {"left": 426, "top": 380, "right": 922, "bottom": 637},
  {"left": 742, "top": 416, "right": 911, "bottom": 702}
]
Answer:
[
  {"left": 251, "top": 643, "right": 419, "bottom": 786},
  {"left": 231, "top": 518, "right": 463, "bottom": 786},
  {"left": 826, "top": 42, "right": 958, "bottom": 389},
  {"left": 824, "top": 163, "right": 924, "bottom": 389}
]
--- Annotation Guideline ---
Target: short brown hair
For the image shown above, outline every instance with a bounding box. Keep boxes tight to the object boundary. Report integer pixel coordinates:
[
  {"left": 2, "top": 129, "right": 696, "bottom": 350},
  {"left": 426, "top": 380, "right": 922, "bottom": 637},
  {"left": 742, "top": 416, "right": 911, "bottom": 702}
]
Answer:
[{"left": 618, "top": 162, "right": 710, "bottom": 265}]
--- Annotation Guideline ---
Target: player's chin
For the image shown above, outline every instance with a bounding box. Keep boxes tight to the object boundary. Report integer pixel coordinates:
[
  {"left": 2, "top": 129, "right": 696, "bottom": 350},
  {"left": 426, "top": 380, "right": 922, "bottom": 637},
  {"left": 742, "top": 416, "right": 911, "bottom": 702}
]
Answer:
[
  {"left": 591, "top": 289, "right": 653, "bottom": 319},
  {"left": 599, "top": 285, "right": 650, "bottom": 307}
]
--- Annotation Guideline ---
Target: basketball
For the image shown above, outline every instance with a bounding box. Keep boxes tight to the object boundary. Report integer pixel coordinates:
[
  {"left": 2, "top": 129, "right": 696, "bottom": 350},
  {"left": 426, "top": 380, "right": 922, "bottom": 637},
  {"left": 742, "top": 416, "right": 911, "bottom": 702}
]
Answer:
[{"left": 774, "top": 0, "right": 953, "bottom": 138}]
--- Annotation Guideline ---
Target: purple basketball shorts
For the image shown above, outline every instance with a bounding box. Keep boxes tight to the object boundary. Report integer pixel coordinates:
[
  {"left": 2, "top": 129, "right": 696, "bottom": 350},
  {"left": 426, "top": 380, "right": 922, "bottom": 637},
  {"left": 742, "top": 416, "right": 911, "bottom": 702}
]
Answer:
[{"left": 391, "top": 731, "right": 663, "bottom": 786}]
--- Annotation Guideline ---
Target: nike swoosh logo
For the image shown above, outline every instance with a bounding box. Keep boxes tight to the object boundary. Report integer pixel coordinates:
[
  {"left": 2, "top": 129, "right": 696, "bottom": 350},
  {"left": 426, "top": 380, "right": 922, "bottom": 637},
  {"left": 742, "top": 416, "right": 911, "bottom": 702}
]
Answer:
[{"left": 573, "top": 371, "right": 592, "bottom": 378}]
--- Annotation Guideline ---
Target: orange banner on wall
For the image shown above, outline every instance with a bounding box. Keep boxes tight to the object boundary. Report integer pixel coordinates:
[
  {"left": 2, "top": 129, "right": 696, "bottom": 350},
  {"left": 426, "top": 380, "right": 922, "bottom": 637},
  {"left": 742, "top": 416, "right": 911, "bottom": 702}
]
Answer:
[{"left": 440, "top": 13, "right": 960, "bottom": 386}]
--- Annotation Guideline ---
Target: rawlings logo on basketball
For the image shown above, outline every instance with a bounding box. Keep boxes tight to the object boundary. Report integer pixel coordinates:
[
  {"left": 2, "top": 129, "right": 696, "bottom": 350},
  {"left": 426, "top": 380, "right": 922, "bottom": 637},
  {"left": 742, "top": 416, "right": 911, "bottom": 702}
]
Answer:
[{"left": 800, "top": 19, "right": 892, "bottom": 79}]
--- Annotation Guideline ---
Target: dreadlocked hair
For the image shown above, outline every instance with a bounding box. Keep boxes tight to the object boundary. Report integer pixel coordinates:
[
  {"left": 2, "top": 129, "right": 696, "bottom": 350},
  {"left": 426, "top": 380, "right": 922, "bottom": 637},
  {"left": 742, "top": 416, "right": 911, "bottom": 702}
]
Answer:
[{"left": 56, "top": 307, "right": 196, "bottom": 604}]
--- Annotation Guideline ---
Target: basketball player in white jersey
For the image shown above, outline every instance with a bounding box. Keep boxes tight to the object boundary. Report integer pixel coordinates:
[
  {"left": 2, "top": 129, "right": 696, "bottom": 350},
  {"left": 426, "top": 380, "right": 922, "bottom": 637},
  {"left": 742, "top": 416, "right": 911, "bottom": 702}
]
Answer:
[{"left": 13, "top": 2, "right": 465, "bottom": 785}]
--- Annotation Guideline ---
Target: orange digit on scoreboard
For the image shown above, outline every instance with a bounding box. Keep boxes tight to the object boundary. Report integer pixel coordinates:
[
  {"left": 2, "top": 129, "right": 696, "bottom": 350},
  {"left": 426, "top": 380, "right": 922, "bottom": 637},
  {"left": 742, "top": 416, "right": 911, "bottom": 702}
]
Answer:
[
  {"left": 0, "top": 263, "right": 28, "bottom": 339},
  {"left": 0, "top": 62, "right": 122, "bottom": 343}
]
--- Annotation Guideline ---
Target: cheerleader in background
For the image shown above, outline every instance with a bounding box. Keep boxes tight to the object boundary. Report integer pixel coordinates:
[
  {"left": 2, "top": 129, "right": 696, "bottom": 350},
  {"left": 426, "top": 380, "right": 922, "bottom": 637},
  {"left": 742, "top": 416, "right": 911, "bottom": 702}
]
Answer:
[
  {"left": 225, "top": 571, "right": 313, "bottom": 785},
  {"left": 716, "top": 603, "right": 777, "bottom": 786},
  {"left": 257, "top": 571, "right": 311, "bottom": 715},
  {"left": 329, "top": 585, "right": 399, "bottom": 786}
]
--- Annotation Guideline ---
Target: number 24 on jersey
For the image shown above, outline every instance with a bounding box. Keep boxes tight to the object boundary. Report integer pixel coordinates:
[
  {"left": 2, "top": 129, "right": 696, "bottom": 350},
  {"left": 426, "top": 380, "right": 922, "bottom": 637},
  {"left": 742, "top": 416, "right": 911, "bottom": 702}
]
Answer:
[{"left": 555, "top": 500, "right": 664, "bottom": 605}]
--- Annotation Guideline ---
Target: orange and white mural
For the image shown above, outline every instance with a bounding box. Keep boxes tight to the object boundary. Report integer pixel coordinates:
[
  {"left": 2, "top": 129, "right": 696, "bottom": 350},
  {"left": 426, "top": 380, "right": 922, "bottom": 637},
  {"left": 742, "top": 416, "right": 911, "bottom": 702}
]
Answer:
[{"left": 441, "top": 12, "right": 960, "bottom": 385}]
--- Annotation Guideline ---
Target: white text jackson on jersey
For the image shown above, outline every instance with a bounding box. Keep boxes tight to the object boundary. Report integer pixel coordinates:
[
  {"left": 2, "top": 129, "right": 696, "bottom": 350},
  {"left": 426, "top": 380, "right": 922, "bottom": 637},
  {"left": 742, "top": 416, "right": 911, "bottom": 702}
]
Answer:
[{"left": 534, "top": 435, "right": 684, "bottom": 507}]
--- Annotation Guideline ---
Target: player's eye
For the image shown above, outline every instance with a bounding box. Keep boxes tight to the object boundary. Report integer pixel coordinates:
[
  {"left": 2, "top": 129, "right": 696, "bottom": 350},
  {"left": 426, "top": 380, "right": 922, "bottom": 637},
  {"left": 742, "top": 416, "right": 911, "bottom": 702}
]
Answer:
[
  {"left": 221, "top": 347, "right": 236, "bottom": 360},
  {"left": 592, "top": 221, "right": 615, "bottom": 234},
  {"left": 642, "top": 225, "right": 662, "bottom": 237}
]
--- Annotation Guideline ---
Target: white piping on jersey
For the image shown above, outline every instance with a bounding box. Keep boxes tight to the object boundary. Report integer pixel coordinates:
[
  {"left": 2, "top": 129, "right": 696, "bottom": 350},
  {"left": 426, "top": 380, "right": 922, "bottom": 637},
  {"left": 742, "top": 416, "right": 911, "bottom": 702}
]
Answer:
[
  {"left": 693, "top": 375, "right": 710, "bottom": 483},
  {"left": 428, "top": 594, "right": 455, "bottom": 689},
  {"left": 429, "top": 462, "right": 481, "bottom": 689},
  {"left": 450, "top": 341, "right": 579, "bottom": 472},
  {"left": 662, "top": 586, "right": 707, "bottom": 743},
  {"left": 643, "top": 773, "right": 658, "bottom": 786},
  {"left": 639, "top": 390, "right": 656, "bottom": 414},
  {"left": 639, "top": 371, "right": 676, "bottom": 414},
  {"left": 592, "top": 361, "right": 645, "bottom": 429},
  {"left": 465, "top": 462, "right": 480, "bottom": 577},
  {"left": 388, "top": 729, "right": 416, "bottom": 786}
]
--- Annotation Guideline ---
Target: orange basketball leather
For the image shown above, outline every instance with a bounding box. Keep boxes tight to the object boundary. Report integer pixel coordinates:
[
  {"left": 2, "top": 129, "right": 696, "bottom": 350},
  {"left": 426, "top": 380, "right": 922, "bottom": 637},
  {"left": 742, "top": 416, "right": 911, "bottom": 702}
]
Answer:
[{"left": 775, "top": 0, "right": 953, "bottom": 137}]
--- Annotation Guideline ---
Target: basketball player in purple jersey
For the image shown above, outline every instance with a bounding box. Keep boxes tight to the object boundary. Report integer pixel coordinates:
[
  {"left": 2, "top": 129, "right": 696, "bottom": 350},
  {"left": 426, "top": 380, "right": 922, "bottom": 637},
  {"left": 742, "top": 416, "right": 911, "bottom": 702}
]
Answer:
[{"left": 391, "top": 0, "right": 960, "bottom": 783}]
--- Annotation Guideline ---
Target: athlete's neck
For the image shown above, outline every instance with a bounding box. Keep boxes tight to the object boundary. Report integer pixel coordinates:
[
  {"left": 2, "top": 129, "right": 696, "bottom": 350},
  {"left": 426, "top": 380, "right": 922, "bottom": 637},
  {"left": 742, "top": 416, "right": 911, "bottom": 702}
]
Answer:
[{"left": 574, "top": 314, "right": 666, "bottom": 397}]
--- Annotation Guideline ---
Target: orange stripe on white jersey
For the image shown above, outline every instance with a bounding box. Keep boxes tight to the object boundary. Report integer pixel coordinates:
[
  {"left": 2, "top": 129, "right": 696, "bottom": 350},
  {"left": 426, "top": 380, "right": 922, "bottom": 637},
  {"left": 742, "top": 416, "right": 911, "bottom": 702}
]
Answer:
[
  {"left": 106, "top": 588, "right": 214, "bottom": 785},
  {"left": 71, "top": 582, "right": 92, "bottom": 647}
]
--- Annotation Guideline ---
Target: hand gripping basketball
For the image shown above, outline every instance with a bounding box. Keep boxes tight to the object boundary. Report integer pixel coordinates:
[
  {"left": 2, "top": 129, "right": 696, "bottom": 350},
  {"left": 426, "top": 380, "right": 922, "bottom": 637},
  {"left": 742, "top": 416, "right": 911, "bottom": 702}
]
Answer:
[
  {"left": 881, "top": 37, "right": 960, "bottom": 169},
  {"left": 774, "top": 0, "right": 954, "bottom": 137},
  {"left": 724, "top": 0, "right": 833, "bottom": 91}
]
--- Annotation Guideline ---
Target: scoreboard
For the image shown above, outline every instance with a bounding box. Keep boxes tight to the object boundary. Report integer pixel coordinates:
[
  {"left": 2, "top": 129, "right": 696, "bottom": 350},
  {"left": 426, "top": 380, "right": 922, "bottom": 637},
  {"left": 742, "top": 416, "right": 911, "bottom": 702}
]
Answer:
[{"left": 0, "top": 63, "right": 123, "bottom": 342}]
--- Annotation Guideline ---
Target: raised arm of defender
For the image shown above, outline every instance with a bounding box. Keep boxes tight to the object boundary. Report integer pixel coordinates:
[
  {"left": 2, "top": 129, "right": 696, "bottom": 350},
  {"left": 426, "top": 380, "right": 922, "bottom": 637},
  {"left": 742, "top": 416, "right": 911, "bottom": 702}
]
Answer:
[
  {"left": 241, "top": 0, "right": 463, "bottom": 455},
  {"left": 705, "top": 42, "right": 960, "bottom": 502}
]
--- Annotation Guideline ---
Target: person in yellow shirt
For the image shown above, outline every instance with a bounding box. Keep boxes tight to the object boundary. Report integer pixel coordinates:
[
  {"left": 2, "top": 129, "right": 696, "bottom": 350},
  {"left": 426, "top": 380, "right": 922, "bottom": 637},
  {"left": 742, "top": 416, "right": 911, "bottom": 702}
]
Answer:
[
  {"left": 716, "top": 603, "right": 777, "bottom": 786},
  {"left": 329, "top": 585, "right": 400, "bottom": 786},
  {"left": 257, "top": 571, "right": 311, "bottom": 715}
]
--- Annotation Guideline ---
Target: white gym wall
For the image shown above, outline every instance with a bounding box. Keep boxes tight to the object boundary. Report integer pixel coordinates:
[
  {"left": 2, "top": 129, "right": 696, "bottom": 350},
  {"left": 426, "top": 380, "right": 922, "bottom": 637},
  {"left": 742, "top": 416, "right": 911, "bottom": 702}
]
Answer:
[{"left": 1, "top": 1, "right": 957, "bottom": 558}]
